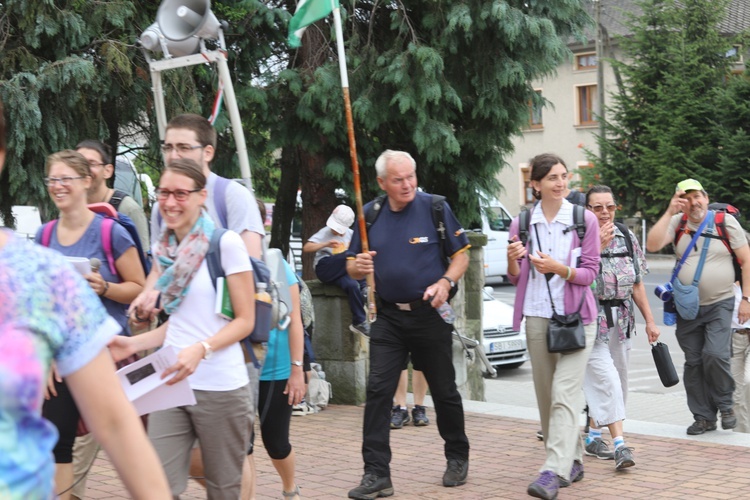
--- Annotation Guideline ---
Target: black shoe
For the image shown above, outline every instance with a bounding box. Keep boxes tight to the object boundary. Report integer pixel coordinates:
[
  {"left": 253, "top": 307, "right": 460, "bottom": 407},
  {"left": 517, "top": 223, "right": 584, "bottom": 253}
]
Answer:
[
  {"left": 442, "top": 458, "right": 468, "bottom": 487},
  {"left": 348, "top": 474, "right": 394, "bottom": 499},
  {"left": 721, "top": 409, "right": 737, "bottom": 430},
  {"left": 390, "top": 406, "right": 410, "bottom": 429},
  {"left": 412, "top": 405, "right": 429, "bottom": 426},
  {"left": 686, "top": 419, "right": 717, "bottom": 435}
]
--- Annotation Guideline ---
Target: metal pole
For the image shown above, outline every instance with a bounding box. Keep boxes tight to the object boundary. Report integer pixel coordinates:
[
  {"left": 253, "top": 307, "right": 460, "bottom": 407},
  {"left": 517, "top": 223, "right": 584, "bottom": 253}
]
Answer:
[
  {"left": 215, "top": 53, "right": 253, "bottom": 191},
  {"left": 595, "top": 0, "right": 606, "bottom": 163},
  {"left": 151, "top": 68, "right": 168, "bottom": 141}
]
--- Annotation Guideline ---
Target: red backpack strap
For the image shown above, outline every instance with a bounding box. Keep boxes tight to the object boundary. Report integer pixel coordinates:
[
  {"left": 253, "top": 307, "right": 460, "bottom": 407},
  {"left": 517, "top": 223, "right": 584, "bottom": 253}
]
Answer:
[
  {"left": 713, "top": 211, "right": 734, "bottom": 254},
  {"left": 41, "top": 220, "right": 58, "bottom": 247},
  {"left": 674, "top": 214, "right": 689, "bottom": 246},
  {"left": 101, "top": 217, "right": 118, "bottom": 276}
]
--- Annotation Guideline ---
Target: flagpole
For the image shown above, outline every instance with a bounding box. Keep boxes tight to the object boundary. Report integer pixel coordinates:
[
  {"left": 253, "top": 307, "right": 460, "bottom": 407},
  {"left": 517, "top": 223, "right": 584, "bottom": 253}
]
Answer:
[{"left": 331, "top": 3, "right": 376, "bottom": 321}]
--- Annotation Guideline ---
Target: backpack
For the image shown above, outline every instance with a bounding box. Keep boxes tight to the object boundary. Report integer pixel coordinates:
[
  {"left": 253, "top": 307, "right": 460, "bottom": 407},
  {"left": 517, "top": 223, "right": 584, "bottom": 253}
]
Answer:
[
  {"left": 365, "top": 193, "right": 456, "bottom": 297},
  {"left": 674, "top": 204, "right": 742, "bottom": 286},
  {"left": 305, "top": 363, "right": 332, "bottom": 412},
  {"left": 40, "top": 202, "right": 151, "bottom": 277},
  {"left": 601, "top": 222, "right": 640, "bottom": 280},
  {"left": 518, "top": 204, "right": 587, "bottom": 248},
  {"left": 109, "top": 189, "right": 130, "bottom": 212},
  {"left": 206, "top": 227, "right": 292, "bottom": 368}
]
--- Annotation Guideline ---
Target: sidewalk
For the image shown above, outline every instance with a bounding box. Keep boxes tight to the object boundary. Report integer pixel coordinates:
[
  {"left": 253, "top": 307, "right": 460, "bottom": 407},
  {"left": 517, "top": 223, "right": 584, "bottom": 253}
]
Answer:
[{"left": 85, "top": 394, "right": 750, "bottom": 499}]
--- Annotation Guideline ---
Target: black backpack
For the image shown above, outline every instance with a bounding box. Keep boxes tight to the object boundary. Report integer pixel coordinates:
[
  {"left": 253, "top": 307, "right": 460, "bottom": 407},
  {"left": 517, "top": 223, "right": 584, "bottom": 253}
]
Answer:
[
  {"left": 108, "top": 189, "right": 130, "bottom": 211},
  {"left": 518, "top": 204, "right": 587, "bottom": 248},
  {"left": 602, "top": 222, "right": 640, "bottom": 280}
]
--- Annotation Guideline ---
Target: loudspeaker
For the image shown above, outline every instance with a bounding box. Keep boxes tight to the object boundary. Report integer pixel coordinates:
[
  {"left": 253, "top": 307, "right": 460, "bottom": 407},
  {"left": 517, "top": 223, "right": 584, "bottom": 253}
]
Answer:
[
  {"left": 139, "top": 22, "right": 200, "bottom": 57},
  {"left": 156, "top": 0, "right": 220, "bottom": 42}
]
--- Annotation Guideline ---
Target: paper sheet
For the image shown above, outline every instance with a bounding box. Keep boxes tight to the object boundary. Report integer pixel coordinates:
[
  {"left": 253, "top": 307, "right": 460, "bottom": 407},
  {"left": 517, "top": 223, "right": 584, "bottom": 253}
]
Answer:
[{"left": 116, "top": 346, "right": 196, "bottom": 416}]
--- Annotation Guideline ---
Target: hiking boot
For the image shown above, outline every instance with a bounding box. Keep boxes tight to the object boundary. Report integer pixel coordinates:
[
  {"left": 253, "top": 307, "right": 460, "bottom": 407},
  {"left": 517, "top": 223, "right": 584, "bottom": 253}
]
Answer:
[
  {"left": 442, "top": 458, "right": 468, "bottom": 487},
  {"left": 686, "top": 419, "right": 717, "bottom": 435},
  {"left": 527, "top": 470, "right": 559, "bottom": 500},
  {"left": 390, "top": 406, "right": 410, "bottom": 429},
  {"left": 558, "top": 460, "right": 584, "bottom": 487},
  {"left": 350, "top": 322, "right": 371, "bottom": 337},
  {"left": 584, "top": 437, "right": 614, "bottom": 460},
  {"left": 615, "top": 446, "right": 635, "bottom": 470},
  {"left": 412, "top": 405, "right": 429, "bottom": 426},
  {"left": 348, "top": 473, "right": 393, "bottom": 499},
  {"left": 721, "top": 409, "right": 737, "bottom": 430}
]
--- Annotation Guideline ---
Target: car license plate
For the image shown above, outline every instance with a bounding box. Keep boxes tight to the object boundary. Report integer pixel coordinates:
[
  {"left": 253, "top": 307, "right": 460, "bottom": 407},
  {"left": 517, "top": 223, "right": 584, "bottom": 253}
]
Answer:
[{"left": 490, "top": 339, "right": 523, "bottom": 353}]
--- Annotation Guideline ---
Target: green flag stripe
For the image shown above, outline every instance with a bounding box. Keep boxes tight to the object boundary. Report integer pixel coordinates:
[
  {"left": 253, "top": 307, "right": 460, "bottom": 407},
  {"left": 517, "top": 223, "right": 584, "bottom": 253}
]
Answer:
[{"left": 288, "top": 0, "right": 339, "bottom": 48}]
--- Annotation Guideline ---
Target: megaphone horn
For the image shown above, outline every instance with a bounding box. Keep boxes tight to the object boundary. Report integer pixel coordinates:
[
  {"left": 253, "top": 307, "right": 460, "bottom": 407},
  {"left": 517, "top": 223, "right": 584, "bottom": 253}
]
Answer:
[
  {"left": 139, "top": 22, "right": 201, "bottom": 57},
  {"left": 156, "top": 0, "right": 221, "bottom": 42}
]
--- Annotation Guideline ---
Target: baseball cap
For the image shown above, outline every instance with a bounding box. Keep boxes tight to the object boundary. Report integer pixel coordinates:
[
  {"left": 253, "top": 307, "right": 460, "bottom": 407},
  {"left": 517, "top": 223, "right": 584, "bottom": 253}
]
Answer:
[
  {"left": 676, "top": 178, "right": 704, "bottom": 193},
  {"left": 326, "top": 205, "right": 355, "bottom": 234}
]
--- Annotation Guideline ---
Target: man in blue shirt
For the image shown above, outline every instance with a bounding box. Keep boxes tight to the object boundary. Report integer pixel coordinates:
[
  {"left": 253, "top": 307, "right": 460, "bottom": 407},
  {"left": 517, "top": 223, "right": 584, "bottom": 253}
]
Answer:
[{"left": 346, "top": 150, "right": 471, "bottom": 499}]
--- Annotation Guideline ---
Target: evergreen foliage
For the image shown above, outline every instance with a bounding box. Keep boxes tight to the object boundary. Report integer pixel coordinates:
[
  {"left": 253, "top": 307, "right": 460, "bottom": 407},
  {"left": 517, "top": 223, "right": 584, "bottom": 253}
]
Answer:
[{"left": 589, "top": 0, "right": 749, "bottom": 222}]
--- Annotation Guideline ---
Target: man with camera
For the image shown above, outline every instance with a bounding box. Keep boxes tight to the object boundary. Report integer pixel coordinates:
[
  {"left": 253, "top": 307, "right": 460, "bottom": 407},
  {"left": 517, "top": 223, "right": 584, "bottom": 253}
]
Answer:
[{"left": 647, "top": 178, "right": 750, "bottom": 435}]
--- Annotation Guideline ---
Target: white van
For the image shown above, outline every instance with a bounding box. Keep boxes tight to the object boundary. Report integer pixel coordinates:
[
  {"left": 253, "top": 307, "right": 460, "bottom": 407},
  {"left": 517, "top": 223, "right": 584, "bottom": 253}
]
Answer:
[{"left": 480, "top": 199, "right": 513, "bottom": 283}]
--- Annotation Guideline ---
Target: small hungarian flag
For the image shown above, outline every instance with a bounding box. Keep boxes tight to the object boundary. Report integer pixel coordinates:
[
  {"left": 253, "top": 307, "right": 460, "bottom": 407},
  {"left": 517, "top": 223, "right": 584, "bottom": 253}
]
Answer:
[{"left": 288, "top": 0, "right": 339, "bottom": 48}]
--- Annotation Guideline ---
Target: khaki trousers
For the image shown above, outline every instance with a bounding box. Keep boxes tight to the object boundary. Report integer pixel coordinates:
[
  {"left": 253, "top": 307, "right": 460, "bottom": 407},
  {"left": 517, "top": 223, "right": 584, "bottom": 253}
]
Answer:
[{"left": 526, "top": 316, "right": 596, "bottom": 480}]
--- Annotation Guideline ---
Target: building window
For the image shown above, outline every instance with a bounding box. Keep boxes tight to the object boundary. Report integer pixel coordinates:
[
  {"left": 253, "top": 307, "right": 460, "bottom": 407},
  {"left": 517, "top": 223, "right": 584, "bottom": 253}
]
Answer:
[
  {"left": 576, "top": 84, "right": 599, "bottom": 126},
  {"left": 576, "top": 53, "right": 597, "bottom": 70},
  {"left": 521, "top": 164, "right": 534, "bottom": 205},
  {"left": 528, "top": 89, "right": 543, "bottom": 129},
  {"left": 726, "top": 45, "right": 744, "bottom": 63}
]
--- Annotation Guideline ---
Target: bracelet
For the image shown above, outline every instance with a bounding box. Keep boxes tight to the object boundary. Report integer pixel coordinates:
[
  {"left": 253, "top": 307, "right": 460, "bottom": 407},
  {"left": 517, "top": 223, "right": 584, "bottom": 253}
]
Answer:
[
  {"left": 564, "top": 267, "right": 572, "bottom": 281},
  {"left": 100, "top": 281, "right": 110, "bottom": 297}
]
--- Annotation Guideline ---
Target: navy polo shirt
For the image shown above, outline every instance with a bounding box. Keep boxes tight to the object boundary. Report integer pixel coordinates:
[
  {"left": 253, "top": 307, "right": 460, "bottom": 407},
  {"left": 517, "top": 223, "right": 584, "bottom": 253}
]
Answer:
[{"left": 348, "top": 191, "right": 470, "bottom": 303}]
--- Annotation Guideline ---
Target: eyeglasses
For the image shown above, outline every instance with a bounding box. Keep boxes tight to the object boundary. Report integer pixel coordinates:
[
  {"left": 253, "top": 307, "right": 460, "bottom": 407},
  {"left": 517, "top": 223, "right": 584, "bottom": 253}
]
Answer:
[
  {"left": 160, "top": 143, "right": 204, "bottom": 155},
  {"left": 155, "top": 188, "right": 201, "bottom": 202},
  {"left": 44, "top": 176, "right": 87, "bottom": 187},
  {"left": 587, "top": 204, "right": 617, "bottom": 213}
]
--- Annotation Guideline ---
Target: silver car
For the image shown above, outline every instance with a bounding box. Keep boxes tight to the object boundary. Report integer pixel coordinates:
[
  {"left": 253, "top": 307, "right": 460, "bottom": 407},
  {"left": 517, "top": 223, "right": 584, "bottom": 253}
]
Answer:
[{"left": 482, "top": 287, "right": 528, "bottom": 369}]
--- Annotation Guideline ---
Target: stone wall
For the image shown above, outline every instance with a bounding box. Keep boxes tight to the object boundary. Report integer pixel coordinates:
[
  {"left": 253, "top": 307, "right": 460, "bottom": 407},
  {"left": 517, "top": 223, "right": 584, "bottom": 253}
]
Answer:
[{"left": 308, "top": 231, "right": 488, "bottom": 405}]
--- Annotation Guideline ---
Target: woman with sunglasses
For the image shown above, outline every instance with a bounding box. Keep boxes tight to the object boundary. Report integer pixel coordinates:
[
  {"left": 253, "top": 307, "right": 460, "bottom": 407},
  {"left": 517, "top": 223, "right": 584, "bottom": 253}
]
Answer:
[
  {"left": 34, "top": 150, "right": 146, "bottom": 499},
  {"left": 0, "top": 101, "right": 169, "bottom": 498},
  {"left": 506, "top": 153, "right": 600, "bottom": 500},
  {"left": 109, "top": 158, "right": 255, "bottom": 499},
  {"left": 581, "top": 185, "right": 659, "bottom": 471}
]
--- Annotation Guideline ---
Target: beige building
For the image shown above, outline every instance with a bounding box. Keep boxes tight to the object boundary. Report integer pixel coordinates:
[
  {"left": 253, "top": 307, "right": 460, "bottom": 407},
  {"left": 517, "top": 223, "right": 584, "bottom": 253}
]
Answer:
[{"left": 498, "top": 0, "right": 749, "bottom": 216}]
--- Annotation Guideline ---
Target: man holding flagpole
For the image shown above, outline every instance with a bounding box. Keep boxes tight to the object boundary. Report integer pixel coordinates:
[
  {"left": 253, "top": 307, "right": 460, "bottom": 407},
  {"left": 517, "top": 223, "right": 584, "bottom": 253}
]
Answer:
[{"left": 346, "top": 150, "right": 471, "bottom": 498}]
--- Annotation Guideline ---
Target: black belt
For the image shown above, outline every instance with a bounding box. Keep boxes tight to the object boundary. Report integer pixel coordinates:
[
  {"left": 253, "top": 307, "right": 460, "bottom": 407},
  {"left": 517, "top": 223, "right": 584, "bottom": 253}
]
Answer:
[
  {"left": 600, "top": 299, "right": 629, "bottom": 334},
  {"left": 736, "top": 328, "right": 750, "bottom": 335},
  {"left": 379, "top": 298, "right": 428, "bottom": 312}
]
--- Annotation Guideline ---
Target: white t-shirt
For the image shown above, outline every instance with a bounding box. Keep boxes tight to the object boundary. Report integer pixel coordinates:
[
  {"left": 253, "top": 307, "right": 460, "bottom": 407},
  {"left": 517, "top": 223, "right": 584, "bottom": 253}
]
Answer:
[{"left": 165, "top": 230, "right": 252, "bottom": 391}]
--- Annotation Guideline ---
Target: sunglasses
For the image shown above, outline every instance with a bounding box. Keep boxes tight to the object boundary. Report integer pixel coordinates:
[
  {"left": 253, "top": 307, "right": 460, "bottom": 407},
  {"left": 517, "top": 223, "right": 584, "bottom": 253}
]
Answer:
[{"left": 587, "top": 204, "right": 617, "bottom": 213}]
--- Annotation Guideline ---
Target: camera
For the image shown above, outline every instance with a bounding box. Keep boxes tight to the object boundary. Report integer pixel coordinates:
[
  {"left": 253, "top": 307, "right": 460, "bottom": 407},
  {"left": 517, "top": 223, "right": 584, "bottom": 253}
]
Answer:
[{"left": 654, "top": 282, "right": 674, "bottom": 302}]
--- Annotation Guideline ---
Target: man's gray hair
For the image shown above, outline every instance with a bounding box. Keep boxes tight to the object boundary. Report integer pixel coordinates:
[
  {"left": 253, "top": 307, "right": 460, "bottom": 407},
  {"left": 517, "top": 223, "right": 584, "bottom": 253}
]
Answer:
[{"left": 375, "top": 150, "right": 416, "bottom": 178}]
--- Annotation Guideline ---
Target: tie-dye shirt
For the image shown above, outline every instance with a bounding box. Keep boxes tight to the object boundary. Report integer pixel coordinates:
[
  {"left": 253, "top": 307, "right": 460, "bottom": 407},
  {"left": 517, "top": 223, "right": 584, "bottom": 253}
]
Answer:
[{"left": 0, "top": 230, "right": 120, "bottom": 499}]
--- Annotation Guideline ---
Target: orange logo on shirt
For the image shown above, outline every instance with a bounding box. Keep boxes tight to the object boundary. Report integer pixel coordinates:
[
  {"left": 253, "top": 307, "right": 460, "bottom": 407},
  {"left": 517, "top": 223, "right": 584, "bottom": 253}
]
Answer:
[{"left": 410, "top": 236, "right": 429, "bottom": 244}]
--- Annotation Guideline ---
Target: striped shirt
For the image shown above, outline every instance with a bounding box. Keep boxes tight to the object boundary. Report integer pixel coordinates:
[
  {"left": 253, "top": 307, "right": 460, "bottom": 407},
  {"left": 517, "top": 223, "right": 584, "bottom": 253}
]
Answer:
[{"left": 523, "top": 200, "right": 575, "bottom": 319}]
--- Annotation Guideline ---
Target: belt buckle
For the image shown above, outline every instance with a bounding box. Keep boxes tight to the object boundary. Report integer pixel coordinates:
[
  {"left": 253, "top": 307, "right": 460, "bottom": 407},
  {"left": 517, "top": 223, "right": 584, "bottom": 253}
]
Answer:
[{"left": 395, "top": 302, "right": 412, "bottom": 311}]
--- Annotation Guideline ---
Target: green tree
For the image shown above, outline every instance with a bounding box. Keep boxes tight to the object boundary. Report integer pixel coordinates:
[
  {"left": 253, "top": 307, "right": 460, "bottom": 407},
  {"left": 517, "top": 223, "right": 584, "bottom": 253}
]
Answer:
[
  {"left": 0, "top": 0, "right": 159, "bottom": 224},
  {"left": 589, "top": 0, "right": 744, "bottom": 219}
]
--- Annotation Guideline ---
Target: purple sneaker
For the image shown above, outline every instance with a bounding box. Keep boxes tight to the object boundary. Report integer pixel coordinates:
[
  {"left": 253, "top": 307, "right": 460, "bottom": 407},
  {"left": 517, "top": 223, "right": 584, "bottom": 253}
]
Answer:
[
  {"left": 527, "top": 470, "right": 559, "bottom": 499},
  {"left": 559, "top": 460, "right": 584, "bottom": 487}
]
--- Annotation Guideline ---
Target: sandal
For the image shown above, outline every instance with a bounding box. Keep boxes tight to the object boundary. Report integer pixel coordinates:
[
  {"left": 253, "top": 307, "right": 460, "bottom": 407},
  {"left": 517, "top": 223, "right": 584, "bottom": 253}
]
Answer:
[{"left": 282, "top": 484, "right": 301, "bottom": 499}]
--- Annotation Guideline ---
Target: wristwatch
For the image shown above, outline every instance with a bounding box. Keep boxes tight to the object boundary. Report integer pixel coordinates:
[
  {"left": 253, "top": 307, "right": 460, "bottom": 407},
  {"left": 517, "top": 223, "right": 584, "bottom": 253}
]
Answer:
[
  {"left": 440, "top": 276, "right": 456, "bottom": 289},
  {"left": 291, "top": 360, "right": 304, "bottom": 368},
  {"left": 200, "top": 341, "right": 214, "bottom": 360}
]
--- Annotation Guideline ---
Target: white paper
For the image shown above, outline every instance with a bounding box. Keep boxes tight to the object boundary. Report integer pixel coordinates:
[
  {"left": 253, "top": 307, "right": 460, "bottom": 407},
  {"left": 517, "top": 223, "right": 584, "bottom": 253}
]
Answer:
[
  {"left": 66, "top": 257, "right": 91, "bottom": 275},
  {"left": 570, "top": 247, "right": 581, "bottom": 268},
  {"left": 116, "top": 345, "right": 196, "bottom": 416}
]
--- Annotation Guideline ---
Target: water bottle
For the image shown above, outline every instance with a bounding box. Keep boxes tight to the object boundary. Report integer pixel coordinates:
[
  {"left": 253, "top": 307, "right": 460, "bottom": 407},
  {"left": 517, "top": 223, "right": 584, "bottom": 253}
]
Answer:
[
  {"left": 256, "top": 282, "right": 272, "bottom": 305},
  {"left": 664, "top": 298, "right": 677, "bottom": 326},
  {"left": 436, "top": 302, "right": 456, "bottom": 324}
]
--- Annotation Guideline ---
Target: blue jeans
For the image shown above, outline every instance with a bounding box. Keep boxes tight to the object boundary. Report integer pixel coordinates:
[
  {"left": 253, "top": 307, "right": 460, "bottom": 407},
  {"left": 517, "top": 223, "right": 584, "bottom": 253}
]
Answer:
[{"left": 315, "top": 254, "right": 366, "bottom": 324}]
